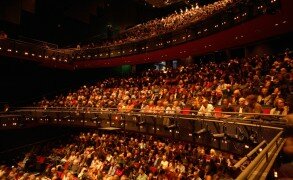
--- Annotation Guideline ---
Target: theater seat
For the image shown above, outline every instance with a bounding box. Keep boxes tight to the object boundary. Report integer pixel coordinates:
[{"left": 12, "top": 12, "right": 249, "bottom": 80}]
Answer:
[
  {"left": 214, "top": 107, "right": 222, "bottom": 118},
  {"left": 181, "top": 107, "right": 191, "bottom": 115},
  {"left": 262, "top": 107, "right": 271, "bottom": 114}
]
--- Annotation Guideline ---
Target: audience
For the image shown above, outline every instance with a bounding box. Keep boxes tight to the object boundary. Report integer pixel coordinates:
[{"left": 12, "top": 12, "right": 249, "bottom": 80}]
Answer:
[
  {"left": 270, "top": 98, "right": 289, "bottom": 116},
  {"left": 79, "top": 0, "right": 235, "bottom": 49},
  {"left": 38, "top": 51, "right": 292, "bottom": 121},
  {"left": 0, "top": 132, "right": 239, "bottom": 179}
]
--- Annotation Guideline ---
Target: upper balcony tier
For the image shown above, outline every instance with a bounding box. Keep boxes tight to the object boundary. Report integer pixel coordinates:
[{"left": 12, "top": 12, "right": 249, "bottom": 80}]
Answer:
[{"left": 0, "top": 0, "right": 292, "bottom": 69}]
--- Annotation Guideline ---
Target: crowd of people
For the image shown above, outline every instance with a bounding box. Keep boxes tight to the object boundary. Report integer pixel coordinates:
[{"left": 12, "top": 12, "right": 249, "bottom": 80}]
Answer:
[
  {"left": 80, "top": 0, "right": 235, "bottom": 49},
  {"left": 38, "top": 51, "right": 292, "bottom": 120},
  {"left": 0, "top": 132, "right": 239, "bottom": 179}
]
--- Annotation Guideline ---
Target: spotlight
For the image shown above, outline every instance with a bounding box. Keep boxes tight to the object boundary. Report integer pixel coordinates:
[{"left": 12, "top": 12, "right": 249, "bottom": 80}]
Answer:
[
  {"left": 213, "top": 133, "right": 225, "bottom": 138},
  {"left": 42, "top": 115, "right": 48, "bottom": 118},
  {"left": 249, "top": 136, "right": 257, "bottom": 144},
  {"left": 167, "top": 124, "right": 176, "bottom": 129},
  {"left": 137, "top": 120, "right": 145, "bottom": 126},
  {"left": 249, "top": 131, "right": 258, "bottom": 144},
  {"left": 274, "top": 171, "right": 278, "bottom": 178},
  {"left": 195, "top": 128, "right": 208, "bottom": 135},
  {"left": 222, "top": 139, "right": 228, "bottom": 144}
]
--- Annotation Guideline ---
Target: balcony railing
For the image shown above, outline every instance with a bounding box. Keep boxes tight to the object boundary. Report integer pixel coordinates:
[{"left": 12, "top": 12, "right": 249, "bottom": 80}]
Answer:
[{"left": 0, "top": 107, "right": 287, "bottom": 179}]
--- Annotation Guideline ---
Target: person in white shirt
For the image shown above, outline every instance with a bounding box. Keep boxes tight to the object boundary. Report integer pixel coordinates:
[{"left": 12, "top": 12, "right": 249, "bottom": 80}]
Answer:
[
  {"left": 198, "top": 99, "right": 214, "bottom": 116},
  {"left": 235, "top": 97, "right": 248, "bottom": 117},
  {"left": 160, "top": 155, "right": 169, "bottom": 170},
  {"left": 172, "top": 101, "right": 181, "bottom": 114}
]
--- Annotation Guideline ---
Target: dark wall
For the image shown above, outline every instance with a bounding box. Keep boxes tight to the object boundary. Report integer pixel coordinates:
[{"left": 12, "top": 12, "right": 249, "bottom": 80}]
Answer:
[
  {"left": 0, "top": 56, "right": 133, "bottom": 107},
  {"left": 244, "top": 34, "right": 293, "bottom": 57},
  {"left": 0, "top": 125, "right": 87, "bottom": 165},
  {"left": 0, "top": 57, "right": 73, "bottom": 106}
]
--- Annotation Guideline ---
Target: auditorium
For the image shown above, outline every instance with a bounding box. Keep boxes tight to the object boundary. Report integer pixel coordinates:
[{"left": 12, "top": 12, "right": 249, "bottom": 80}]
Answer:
[{"left": 0, "top": 0, "right": 292, "bottom": 179}]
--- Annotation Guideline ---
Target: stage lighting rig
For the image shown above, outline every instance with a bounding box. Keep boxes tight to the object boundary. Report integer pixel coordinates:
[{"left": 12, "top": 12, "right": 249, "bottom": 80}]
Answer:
[
  {"left": 249, "top": 130, "right": 259, "bottom": 144},
  {"left": 137, "top": 119, "right": 146, "bottom": 126},
  {"left": 226, "top": 127, "right": 246, "bottom": 142},
  {"left": 213, "top": 133, "right": 225, "bottom": 138},
  {"left": 63, "top": 115, "right": 70, "bottom": 119},
  {"left": 167, "top": 123, "right": 178, "bottom": 129}
]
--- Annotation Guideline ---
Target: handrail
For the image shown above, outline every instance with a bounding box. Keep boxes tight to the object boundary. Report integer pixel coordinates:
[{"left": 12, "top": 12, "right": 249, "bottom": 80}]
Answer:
[
  {"left": 233, "top": 140, "right": 267, "bottom": 169},
  {"left": 18, "top": 36, "right": 58, "bottom": 49},
  {"left": 237, "top": 131, "right": 283, "bottom": 179},
  {"left": 14, "top": 106, "right": 286, "bottom": 117},
  {"left": 9, "top": 107, "right": 287, "bottom": 130},
  {"left": 260, "top": 139, "right": 285, "bottom": 180}
]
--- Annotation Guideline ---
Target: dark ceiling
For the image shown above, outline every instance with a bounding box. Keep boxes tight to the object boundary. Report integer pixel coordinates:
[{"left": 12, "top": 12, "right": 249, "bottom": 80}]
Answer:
[
  {"left": 0, "top": 0, "right": 215, "bottom": 47},
  {"left": 0, "top": 0, "right": 166, "bottom": 46}
]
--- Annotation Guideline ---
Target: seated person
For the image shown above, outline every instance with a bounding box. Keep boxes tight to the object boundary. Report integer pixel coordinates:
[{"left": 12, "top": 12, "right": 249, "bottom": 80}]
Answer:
[
  {"left": 270, "top": 98, "right": 289, "bottom": 116},
  {"left": 220, "top": 98, "right": 234, "bottom": 118},
  {"left": 243, "top": 95, "right": 263, "bottom": 120},
  {"left": 198, "top": 99, "right": 214, "bottom": 116},
  {"left": 257, "top": 87, "right": 272, "bottom": 106},
  {"left": 234, "top": 97, "right": 249, "bottom": 117}
]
